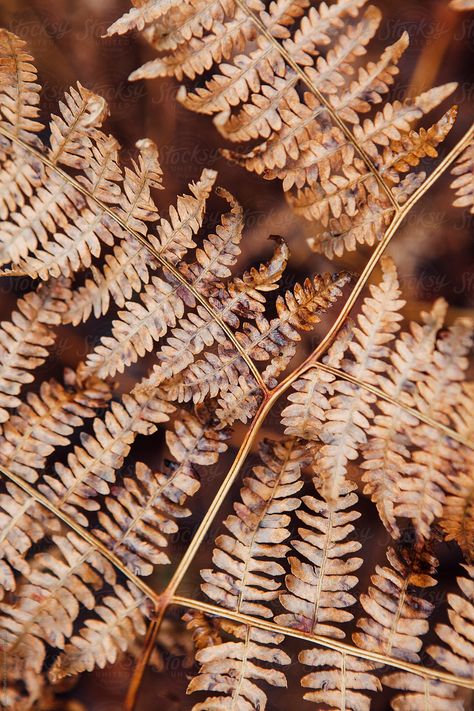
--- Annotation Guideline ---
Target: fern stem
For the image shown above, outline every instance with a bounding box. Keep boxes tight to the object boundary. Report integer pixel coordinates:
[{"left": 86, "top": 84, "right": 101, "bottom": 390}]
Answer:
[
  {"left": 0, "top": 127, "right": 267, "bottom": 393},
  {"left": 171, "top": 595, "right": 474, "bottom": 692},
  {"left": 234, "top": 0, "right": 401, "bottom": 213},
  {"left": 125, "top": 613, "right": 163, "bottom": 711}
]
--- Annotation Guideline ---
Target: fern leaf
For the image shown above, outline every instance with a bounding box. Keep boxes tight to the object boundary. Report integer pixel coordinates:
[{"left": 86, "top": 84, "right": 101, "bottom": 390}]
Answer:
[
  {"left": 83, "top": 187, "right": 242, "bottom": 379},
  {"left": 187, "top": 438, "right": 307, "bottom": 709},
  {"left": 65, "top": 167, "right": 217, "bottom": 324},
  {"left": 428, "top": 565, "right": 474, "bottom": 678},
  {"left": 0, "top": 29, "right": 43, "bottom": 144},
  {"left": 276, "top": 478, "right": 362, "bottom": 638},
  {"left": 451, "top": 142, "right": 474, "bottom": 214},
  {"left": 0, "top": 532, "right": 116, "bottom": 674},
  {"left": 38, "top": 388, "right": 174, "bottom": 526},
  {"left": 187, "top": 622, "right": 290, "bottom": 710},
  {"left": 0, "top": 482, "right": 60, "bottom": 597},
  {"left": 49, "top": 583, "right": 148, "bottom": 680},
  {"left": 110, "top": 0, "right": 457, "bottom": 255},
  {"left": 184, "top": 610, "right": 223, "bottom": 651},
  {"left": 170, "top": 271, "right": 349, "bottom": 408},
  {"left": 93, "top": 410, "right": 228, "bottom": 575},
  {"left": 393, "top": 318, "right": 473, "bottom": 540},
  {"left": 141, "top": 237, "right": 290, "bottom": 395},
  {"left": 0, "top": 370, "right": 111, "bottom": 483},
  {"left": 201, "top": 438, "right": 306, "bottom": 618},
  {"left": 299, "top": 649, "right": 381, "bottom": 710},
  {"left": 281, "top": 324, "right": 352, "bottom": 440},
  {"left": 361, "top": 299, "right": 447, "bottom": 535},
  {"left": 0, "top": 279, "right": 71, "bottom": 423},
  {"left": 441, "top": 384, "right": 474, "bottom": 560},
  {"left": 354, "top": 545, "right": 438, "bottom": 663},
  {"left": 314, "top": 256, "right": 404, "bottom": 503}
]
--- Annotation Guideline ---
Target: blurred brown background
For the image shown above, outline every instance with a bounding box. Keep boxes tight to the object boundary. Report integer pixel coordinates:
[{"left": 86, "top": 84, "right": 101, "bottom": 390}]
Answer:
[{"left": 0, "top": 0, "right": 472, "bottom": 709}]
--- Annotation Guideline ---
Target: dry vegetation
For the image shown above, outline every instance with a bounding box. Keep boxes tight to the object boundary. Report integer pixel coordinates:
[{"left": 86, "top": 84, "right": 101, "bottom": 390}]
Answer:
[{"left": 0, "top": 1, "right": 473, "bottom": 710}]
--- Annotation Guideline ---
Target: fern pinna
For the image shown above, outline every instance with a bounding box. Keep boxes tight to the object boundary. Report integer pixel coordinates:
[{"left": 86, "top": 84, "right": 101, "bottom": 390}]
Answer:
[
  {"left": 0, "top": 12, "right": 473, "bottom": 711},
  {"left": 107, "top": 0, "right": 464, "bottom": 259}
]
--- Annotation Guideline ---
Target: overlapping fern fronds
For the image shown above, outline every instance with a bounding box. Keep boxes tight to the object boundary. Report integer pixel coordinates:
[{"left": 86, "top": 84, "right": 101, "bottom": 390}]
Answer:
[
  {"left": 108, "top": 0, "right": 459, "bottom": 257},
  {"left": 0, "top": 13, "right": 473, "bottom": 711}
]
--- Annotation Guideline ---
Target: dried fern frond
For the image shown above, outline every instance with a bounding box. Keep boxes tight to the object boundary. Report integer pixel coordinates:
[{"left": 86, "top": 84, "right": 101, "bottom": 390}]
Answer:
[
  {"left": 440, "top": 383, "right": 474, "bottom": 560},
  {"left": 451, "top": 142, "right": 474, "bottom": 214},
  {"left": 200, "top": 438, "right": 307, "bottom": 618},
  {"left": 64, "top": 168, "right": 217, "bottom": 325},
  {"left": 0, "top": 279, "right": 71, "bottom": 423},
  {"left": 38, "top": 387, "right": 174, "bottom": 527},
  {"left": 0, "top": 370, "right": 111, "bottom": 483},
  {"left": 108, "top": 0, "right": 458, "bottom": 257},
  {"left": 282, "top": 257, "right": 474, "bottom": 541},
  {"left": 187, "top": 621, "right": 290, "bottom": 710},
  {"left": 0, "top": 482, "right": 60, "bottom": 598},
  {"left": 0, "top": 532, "right": 117, "bottom": 700},
  {"left": 276, "top": 477, "right": 362, "bottom": 639},
  {"left": 50, "top": 583, "right": 149, "bottom": 680},
  {"left": 299, "top": 648, "right": 381, "bottom": 710},
  {"left": 428, "top": 565, "right": 474, "bottom": 678},
  {"left": 0, "top": 20, "right": 473, "bottom": 711},
  {"left": 354, "top": 544, "right": 438, "bottom": 663},
  {"left": 188, "top": 438, "right": 306, "bottom": 708},
  {"left": 93, "top": 409, "right": 229, "bottom": 576}
]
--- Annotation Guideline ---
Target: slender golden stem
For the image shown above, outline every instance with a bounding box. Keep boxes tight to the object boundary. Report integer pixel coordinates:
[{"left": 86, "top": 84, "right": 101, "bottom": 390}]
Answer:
[
  {"left": 234, "top": 0, "right": 401, "bottom": 213},
  {"left": 171, "top": 595, "right": 474, "bottom": 692},
  {"left": 124, "top": 612, "right": 164, "bottom": 711},
  {"left": 0, "top": 127, "right": 267, "bottom": 392}
]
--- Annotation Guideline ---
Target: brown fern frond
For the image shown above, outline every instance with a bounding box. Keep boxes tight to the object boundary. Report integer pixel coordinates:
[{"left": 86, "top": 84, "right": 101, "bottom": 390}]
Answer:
[
  {"left": 109, "top": 0, "right": 458, "bottom": 256},
  {"left": 428, "top": 565, "right": 474, "bottom": 679},
  {"left": 93, "top": 410, "right": 229, "bottom": 576},
  {"left": 276, "top": 478, "right": 362, "bottom": 639},
  {"left": 451, "top": 142, "right": 474, "bottom": 215},
  {"left": 201, "top": 438, "right": 307, "bottom": 618},
  {"left": 49, "top": 582, "right": 148, "bottom": 680},
  {"left": 0, "top": 279, "right": 71, "bottom": 423},
  {"left": 354, "top": 545, "right": 438, "bottom": 663},
  {"left": 64, "top": 168, "right": 217, "bottom": 325},
  {"left": 38, "top": 387, "right": 174, "bottom": 527},
  {"left": 0, "top": 370, "right": 111, "bottom": 483},
  {"left": 186, "top": 438, "right": 307, "bottom": 708},
  {"left": 0, "top": 482, "right": 60, "bottom": 598},
  {"left": 166, "top": 270, "right": 350, "bottom": 411},
  {"left": 187, "top": 622, "right": 290, "bottom": 710},
  {"left": 309, "top": 256, "right": 404, "bottom": 504},
  {"left": 281, "top": 258, "right": 474, "bottom": 543},
  {"left": 139, "top": 236, "right": 291, "bottom": 394},
  {"left": 0, "top": 21, "right": 473, "bottom": 711},
  {"left": 299, "top": 648, "right": 381, "bottom": 710},
  {"left": 184, "top": 609, "right": 223, "bottom": 651},
  {"left": 82, "top": 187, "right": 243, "bottom": 379},
  {"left": 0, "top": 532, "right": 116, "bottom": 685},
  {"left": 361, "top": 299, "right": 448, "bottom": 535},
  {"left": 393, "top": 318, "right": 473, "bottom": 541},
  {"left": 0, "top": 29, "right": 43, "bottom": 144},
  {"left": 440, "top": 384, "right": 474, "bottom": 560}
]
